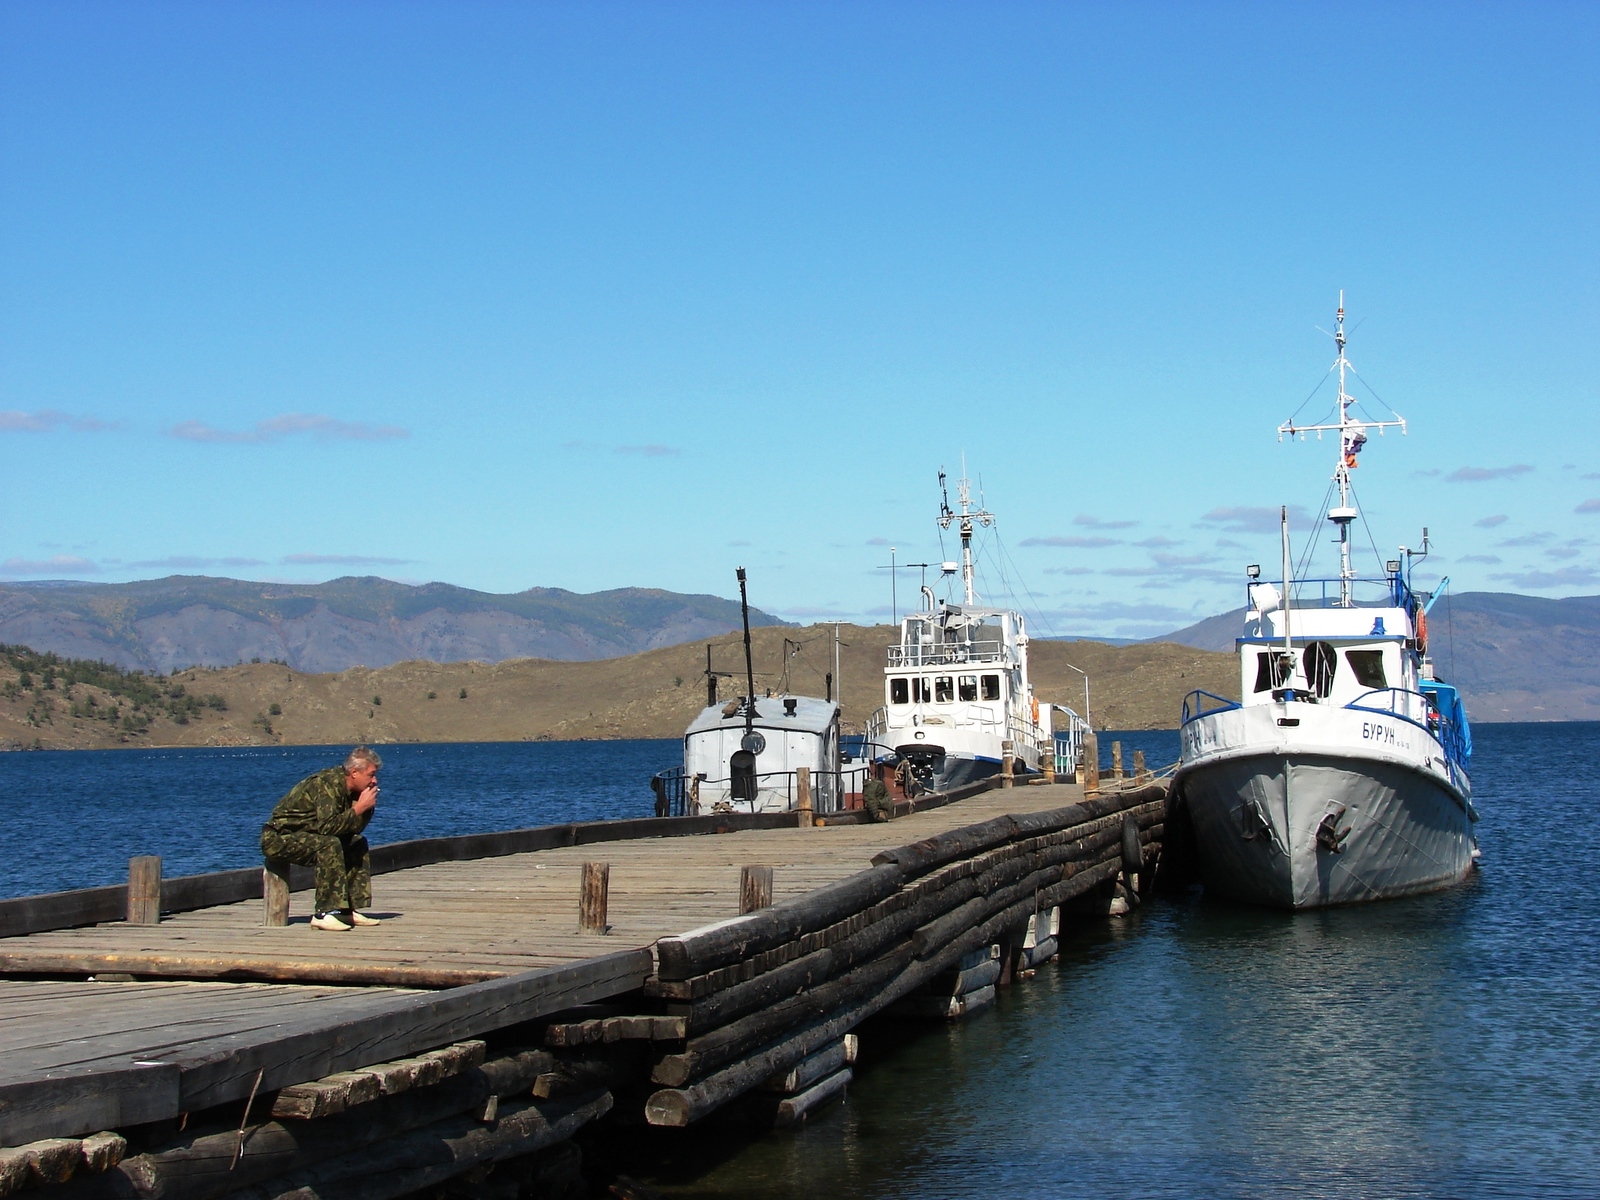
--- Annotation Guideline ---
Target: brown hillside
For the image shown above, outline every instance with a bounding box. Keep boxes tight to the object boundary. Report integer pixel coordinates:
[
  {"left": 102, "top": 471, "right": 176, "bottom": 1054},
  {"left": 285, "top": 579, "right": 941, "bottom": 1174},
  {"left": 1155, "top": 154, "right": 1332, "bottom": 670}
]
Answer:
[{"left": 0, "top": 627, "right": 1237, "bottom": 751}]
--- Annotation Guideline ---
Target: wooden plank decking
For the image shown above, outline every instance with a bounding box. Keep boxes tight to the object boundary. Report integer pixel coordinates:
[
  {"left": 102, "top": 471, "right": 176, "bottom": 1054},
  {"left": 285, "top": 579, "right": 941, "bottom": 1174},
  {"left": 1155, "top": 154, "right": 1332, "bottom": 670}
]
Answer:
[
  {"left": 0, "top": 782, "right": 1088, "bottom": 988},
  {"left": 0, "top": 780, "right": 1098, "bottom": 1140}
]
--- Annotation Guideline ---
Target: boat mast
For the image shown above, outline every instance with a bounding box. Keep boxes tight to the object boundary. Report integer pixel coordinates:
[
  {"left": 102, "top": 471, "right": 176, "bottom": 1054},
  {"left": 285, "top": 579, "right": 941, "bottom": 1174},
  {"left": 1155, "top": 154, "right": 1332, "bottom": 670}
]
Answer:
[
  {"left": 736, "top": 567, "right": 757, "bottom": 739},
  {"left": 937, "top": 464, "right": 993, "bottom": 606},
  {"left": 1278, "top": 293, "right": 1405, "bottom": 607}
]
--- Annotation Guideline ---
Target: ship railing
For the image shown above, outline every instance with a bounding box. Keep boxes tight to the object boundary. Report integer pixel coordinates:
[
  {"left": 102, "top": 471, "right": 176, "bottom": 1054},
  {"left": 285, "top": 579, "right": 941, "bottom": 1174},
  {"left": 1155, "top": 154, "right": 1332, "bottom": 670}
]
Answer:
[
  {"left": 886, "top": 640, "right": 1006, "bottom": 668},
  {"left": 649, "top": 764, "right": 873, "bottom": 818},
  {"left": 1268, "top": 576, "right": 1416, "bottom": 612},
  {"left": 1181, "top": 689, "right": 1243, "bottom": 726},
  {"left": 1345, "top": 687, "right": 1469, "bottom": 766}
]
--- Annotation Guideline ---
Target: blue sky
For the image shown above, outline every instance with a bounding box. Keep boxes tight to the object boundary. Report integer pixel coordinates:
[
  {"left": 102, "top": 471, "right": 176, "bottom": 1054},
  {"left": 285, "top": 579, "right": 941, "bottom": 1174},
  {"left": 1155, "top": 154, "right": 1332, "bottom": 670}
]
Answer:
[{"left": 2, "top": 1, "right": 1596, "bottom": 637}]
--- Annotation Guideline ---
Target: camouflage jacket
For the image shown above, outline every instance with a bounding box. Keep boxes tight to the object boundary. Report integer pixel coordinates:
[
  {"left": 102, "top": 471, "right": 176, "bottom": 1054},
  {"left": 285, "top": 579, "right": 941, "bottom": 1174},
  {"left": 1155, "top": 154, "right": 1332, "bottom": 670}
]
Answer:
[{"left": 263, "top": 766, "right": 371, "bottom": 839}]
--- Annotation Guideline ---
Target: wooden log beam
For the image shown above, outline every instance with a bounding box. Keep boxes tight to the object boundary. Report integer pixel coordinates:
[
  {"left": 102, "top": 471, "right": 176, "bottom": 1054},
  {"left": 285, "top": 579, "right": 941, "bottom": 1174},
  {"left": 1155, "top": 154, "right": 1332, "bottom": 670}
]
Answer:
[
  {"left": 647, "top": 842, "right": 1143, "bottom": 1126},
  {"left": 771, "top": 1067, "right": 851, "bottom": 1128},
  {"left": 0, "top": 950, "right": 502, "bottom": 989},
  {"left": 650, "top": 944, "right": 914, "bottom": 1087},
  {"left": 270, "top": 1044, "right": 485, "bottom": 1120},
  {"left": 655, "top": 863, "right": 905, "bottom": 981},
  {"left": 230, "top": 1090, "right": 613, "bottom": 1200},
  {"left": 57, "top": 1051, "right": 555, "bottom": 1200},
  {"left": 761, "top": 1040, "right": 849, "bottom": 1095},
  {"left": 168, "top": 949, "right": 650, "bottom": 1123},
  {"left": 650, "top": 799, "right": 1164, "bottom": 1012}
]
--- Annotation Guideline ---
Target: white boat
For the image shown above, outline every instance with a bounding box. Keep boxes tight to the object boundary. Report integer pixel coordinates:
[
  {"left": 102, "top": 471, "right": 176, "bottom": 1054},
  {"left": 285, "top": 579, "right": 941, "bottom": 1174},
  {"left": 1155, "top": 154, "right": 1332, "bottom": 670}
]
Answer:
[
  {"left": 865, "top": 471, "right": 1067, "bottom": 791},
  {"left": 1174, "top": 297, "right": 1476, "bottom": 909},
  {"left": 652, "top": 569, "right": 868, "bottom": 817}
]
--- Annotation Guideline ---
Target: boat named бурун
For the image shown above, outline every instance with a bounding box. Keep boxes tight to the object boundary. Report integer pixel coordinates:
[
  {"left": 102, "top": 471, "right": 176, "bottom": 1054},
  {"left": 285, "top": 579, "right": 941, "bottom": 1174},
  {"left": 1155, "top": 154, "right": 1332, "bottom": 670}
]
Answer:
[{"left": 1175, "top": 297, "right": 1476, "bottom": 909}]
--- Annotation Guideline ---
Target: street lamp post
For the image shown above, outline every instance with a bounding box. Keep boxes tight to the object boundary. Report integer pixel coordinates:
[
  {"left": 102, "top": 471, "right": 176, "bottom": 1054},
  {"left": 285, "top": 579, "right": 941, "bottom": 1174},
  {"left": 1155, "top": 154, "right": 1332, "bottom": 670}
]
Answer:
[{"left": 1062, "top": 663, "right": 1091, "bottom": 730}]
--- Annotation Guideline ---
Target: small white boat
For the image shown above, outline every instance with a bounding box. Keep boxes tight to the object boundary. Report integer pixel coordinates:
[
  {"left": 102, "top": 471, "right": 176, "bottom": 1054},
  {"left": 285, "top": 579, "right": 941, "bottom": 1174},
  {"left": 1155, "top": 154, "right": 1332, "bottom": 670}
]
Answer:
[
  {"left": 652, "top": 570, "right": 868, "bottom": 816},
  {"left": 865, "top": 471, "right": 1071, "bottom": 791},
  {"left": 1175, "top": 297, "right": 1476, "bottom": 908}
]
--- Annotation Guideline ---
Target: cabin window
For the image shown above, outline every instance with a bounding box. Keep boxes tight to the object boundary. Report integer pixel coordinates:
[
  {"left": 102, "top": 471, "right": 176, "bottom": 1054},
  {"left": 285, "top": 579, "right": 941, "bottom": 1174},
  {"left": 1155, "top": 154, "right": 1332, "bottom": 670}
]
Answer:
[
  {"left": 914, "top": 678, "right": 932, "bottom": 703},
  {"left": 1346, "top": 650, "right": 1388, "bottom": 690},
  {"left": 958, "top": 675, "right": 978, "bottom": 701},
  {"left": 935, "top": 676, "right": 954, "bottom": 702},
  {"left": 1305, "top": 641, "right": 1337, "bottom": 698},
  {"left": 889, "top": 678, "right": 909, "bottom": 705},
  {"left": 1253, "top": 651, "right": 1294, "bottom": 693},
  {"left": 981, "top": 674, "right": 1001, "bottom": 700}
]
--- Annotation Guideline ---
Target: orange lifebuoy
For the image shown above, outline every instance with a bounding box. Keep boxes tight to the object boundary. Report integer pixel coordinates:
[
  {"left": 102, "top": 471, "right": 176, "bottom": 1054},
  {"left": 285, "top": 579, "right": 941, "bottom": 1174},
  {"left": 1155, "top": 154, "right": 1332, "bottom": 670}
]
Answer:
[
  {"left": 1416, "top": 608, "right": 1427, "bottom": 650},
  {"left": 1031, "top": 696, "right": 1040, "bottom": 726}
]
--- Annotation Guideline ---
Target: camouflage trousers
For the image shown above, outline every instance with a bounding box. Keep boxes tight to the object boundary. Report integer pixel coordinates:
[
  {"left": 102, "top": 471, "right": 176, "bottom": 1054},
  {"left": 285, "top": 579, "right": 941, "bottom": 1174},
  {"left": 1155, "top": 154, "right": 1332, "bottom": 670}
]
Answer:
[{"left": 261, "top": 828, "right": 371, "bottom": 914}]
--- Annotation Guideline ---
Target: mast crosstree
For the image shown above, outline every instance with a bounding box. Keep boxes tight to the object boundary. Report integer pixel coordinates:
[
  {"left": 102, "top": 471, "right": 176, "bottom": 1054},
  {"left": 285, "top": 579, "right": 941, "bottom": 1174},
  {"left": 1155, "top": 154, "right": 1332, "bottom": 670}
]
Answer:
[
  {"left": 1277, "top": 293, "right": 1406, "bottom": 606},
  {"left": 937, "top": 466, "right": 993, "bottom": 606}
]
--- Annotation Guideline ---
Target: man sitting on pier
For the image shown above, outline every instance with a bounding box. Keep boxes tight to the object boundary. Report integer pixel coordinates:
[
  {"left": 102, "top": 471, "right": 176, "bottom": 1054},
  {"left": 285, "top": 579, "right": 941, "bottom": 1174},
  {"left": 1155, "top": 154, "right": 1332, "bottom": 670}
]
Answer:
[{"left": 261, "top": 746, "right": 382, "bottom": 932}]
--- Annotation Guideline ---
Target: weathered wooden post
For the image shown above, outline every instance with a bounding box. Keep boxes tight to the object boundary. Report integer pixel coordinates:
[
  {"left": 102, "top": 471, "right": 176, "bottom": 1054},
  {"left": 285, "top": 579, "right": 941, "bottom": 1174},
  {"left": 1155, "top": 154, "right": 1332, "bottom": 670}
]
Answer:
[
  {"left": 1043, "top": 739, "right": 1056, "bottom": 784},
  {"left": 263, "top": 858, "right": 291, "bottom": 927},
  {"left": 1133, "top": 749, "right": 1147, "bottom": 781},
  {"left": 1001, "top": 740, "right": 1015, "bottom": 788},
  {"left": 127, "top": 856, "right": 161, "bottom": 926},
  {"left": 579, "top": 862, "right": 610, "bottom": 934},
  {"left": 796, "top": 766, "right": 814, "bottom": 828},
  {"left": 1081, "top": 732, "right": 1100, "bottom": 795},
  {"left": 1111, "top": 740, "right": 1124, "bottom": 781},
  {"left": 740, "top": 865, "right": 774, "bottom": 914}
]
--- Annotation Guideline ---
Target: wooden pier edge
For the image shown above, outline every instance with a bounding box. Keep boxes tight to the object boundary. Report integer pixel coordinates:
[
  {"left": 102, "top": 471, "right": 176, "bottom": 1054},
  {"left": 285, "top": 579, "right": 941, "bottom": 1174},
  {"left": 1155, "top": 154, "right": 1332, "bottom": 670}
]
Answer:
[
  {"left": 0, "top": 949, "right": 652, "bottom": 1148},
  {"left": 0, "top": 780, "right": 1010, "bottom": 941},
  {"left": 0, "top": 770, "right": 1169, "bottom": 1186}
]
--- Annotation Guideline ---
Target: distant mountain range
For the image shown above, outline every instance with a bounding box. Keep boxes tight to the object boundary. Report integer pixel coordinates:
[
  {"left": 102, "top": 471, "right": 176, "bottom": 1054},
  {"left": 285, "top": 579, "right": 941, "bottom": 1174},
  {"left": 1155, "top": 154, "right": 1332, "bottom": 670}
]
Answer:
[
  {"left": 0, "top": 576, "right": 789, "bottom": 674},
  {"left": 1154, "top": 591, "right": 1600, "bottom": 722}
]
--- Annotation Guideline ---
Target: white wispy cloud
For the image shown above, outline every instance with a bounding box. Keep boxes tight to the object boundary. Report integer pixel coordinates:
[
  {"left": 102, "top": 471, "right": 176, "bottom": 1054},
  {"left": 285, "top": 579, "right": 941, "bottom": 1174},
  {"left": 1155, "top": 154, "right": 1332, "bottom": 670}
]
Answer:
[
  {"left": 1446, "top": 464, "right": 1533, "bottom": 482},
  {"left": 1474, "top": 514, "right": 1508, "bottom": 528},
  {"left": 127, "top": 556, "right": 268, "bottom": 569},
  {"left": 1073, "top": 514, "right": 1138, "bottom": 530},
  {"left": 1492, "top": 565, "right": 1600, "bottom": 589},
  {"left": 1195, "top": 505, "right": 1310, "bottom": 534},
  {"left": 0, "top": 409, "right": 112, "bottom": 433},
  {"left": 280, "top": 553, "right": 412, "bottom": 565},
  {"left": 1019, "top": 535, "right": 1120, "bottom": 549},
  {"left": 1, "top": 554, "right": 100, "bottom": 575},
  {"left": 170, "top": 413, "right": 409, "bottom": 444},
  {"left": 1576, "top": 499, "right": 1600, "bottom": 514}
]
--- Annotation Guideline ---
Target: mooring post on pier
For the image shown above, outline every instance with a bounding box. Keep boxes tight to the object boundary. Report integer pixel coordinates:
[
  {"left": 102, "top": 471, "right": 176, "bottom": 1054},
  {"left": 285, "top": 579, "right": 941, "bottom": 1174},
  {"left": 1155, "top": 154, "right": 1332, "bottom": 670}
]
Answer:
[
  {"left": 1043, "top": 746, "right": 1056, "bottom": 784},
  {"left": 740, "top": 865, "right": 774, "bottom": 914},
  {"left": 1112, "top": 741, "right": 1124, "bottom": 781},
  {"left": 1081, "top": 732, "right": 1100, "bottom": 795},
  {"left": 127, "top": 856, "right": 161, "bottom": 926},
  {"left": 1133, "top": 749, "right": 1147, "bottom": 782},
  {"left": 263, "top": 858, "right": 291, "bottom": 927},
  {"left": 1001, "top": 741, "right": 1015, "bottom": 788},
  {"left": 580, "top": 862, "right": 610, "bottom": 934},
  {"left": 796, "top": 766, "right": 813, "bottom": 828}
]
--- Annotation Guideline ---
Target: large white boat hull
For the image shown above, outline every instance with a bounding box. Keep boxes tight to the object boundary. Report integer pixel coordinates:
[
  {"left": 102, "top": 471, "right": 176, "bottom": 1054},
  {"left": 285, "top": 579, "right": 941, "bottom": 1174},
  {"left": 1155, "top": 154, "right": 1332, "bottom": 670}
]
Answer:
[{"left": 1177, "top": 704, "right": 1474, "bottom": 909}]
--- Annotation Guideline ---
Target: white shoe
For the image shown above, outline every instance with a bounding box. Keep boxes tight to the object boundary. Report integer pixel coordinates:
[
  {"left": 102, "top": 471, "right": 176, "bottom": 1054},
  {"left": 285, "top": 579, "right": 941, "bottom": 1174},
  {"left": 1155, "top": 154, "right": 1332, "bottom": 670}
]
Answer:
[
  {"left": 311, "top": 911, "right": 352, "bottom": 931},
  {"left": 345, "top": 911, "right": 380, "bottom": 926}
]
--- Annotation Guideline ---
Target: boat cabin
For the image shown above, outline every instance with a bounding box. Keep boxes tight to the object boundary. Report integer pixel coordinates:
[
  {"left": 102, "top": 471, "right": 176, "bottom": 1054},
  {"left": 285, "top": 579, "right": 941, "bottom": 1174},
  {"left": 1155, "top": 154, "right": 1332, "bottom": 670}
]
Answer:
[{"left": 682, "top": 694, "right": 841, "bottom": 814}]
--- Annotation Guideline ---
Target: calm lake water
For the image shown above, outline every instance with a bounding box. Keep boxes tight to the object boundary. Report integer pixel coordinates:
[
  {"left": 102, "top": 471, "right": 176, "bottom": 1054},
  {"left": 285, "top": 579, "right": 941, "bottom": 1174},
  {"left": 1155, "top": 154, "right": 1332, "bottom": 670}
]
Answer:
[{"left": 3, "top": 724, "right": 1595, "bottom": 1198}]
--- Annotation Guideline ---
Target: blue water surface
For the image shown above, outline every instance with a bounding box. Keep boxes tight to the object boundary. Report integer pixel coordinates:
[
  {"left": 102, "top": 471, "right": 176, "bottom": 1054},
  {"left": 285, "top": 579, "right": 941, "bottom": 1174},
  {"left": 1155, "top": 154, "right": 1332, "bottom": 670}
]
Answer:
[
  {"left": 3, "top": 725, "right": 1596, "bottom": 1199},
  {"left": 0, "top": 739, "right": 675, "bottom": 898}
]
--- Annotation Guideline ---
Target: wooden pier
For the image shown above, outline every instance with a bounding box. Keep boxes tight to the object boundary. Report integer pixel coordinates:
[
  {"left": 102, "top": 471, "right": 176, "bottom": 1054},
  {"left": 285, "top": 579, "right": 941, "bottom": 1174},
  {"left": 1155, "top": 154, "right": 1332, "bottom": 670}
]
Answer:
[{"left": 0, "top": 774, "right": 1169, "bottom": 1200}]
